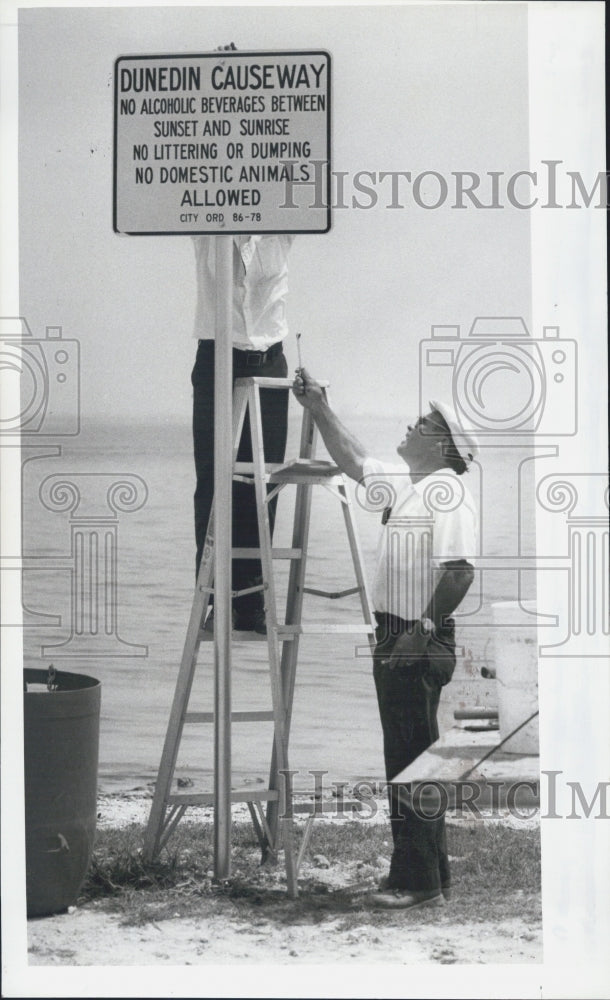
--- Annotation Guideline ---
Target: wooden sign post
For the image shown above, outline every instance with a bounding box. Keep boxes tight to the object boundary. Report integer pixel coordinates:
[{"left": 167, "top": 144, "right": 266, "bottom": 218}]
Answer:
[{"left": 213, "top": 235, "right": 233, "bottom": 878}]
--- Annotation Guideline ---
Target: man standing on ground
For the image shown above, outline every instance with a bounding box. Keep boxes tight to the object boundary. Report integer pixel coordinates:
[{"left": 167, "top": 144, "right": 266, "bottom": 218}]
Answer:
[
  {"left": 191, "top": 231, "right": 295, "bottom": 634},
  {"left": 293, "top": 368, "right": 479, "bottom": 909}
]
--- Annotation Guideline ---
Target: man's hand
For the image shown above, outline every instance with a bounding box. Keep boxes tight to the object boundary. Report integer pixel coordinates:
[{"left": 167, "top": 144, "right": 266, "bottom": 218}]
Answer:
[
  {"left": 292, "top": 367, "right": 325, "bottom": 411},
  {"left": 383, "top": 628, "right": 431, "bottom": 669},
  {"left": 291, "top": 368, "right": 368, "bottom": 481}
]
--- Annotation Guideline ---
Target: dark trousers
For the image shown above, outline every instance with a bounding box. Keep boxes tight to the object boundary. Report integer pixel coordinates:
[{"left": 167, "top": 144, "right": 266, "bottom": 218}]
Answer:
[
  {"left": 191, "top": 339, "right": 289, "bottom": 612},
  {"left": 373, "top": 613, "right": 456, "bottom": 892}
]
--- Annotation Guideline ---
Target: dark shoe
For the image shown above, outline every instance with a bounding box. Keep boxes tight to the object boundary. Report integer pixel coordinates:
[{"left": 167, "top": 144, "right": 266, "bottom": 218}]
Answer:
[
  {"left": 377, "top": 875, "right": 451, "bottom": 901},
  {"left": 369, "top": 888, "right": 445, "bottom": 910}
]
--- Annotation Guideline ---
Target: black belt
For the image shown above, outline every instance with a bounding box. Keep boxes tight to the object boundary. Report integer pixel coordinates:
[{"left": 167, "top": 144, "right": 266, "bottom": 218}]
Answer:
[
  {"left": 374, "top": 612, "right": 455, "bottom": 633},
  {"left": 375, "top": 612, "right": 415, "bottom": 630},
  {"left": 198, "top": 339, "right": 283, "bottom": 367}
]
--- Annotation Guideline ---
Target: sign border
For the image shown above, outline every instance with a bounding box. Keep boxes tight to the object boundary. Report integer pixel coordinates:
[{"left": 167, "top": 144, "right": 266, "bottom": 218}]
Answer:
[{"left": 113, "top": 50, "right": 332, "bottom": 236}]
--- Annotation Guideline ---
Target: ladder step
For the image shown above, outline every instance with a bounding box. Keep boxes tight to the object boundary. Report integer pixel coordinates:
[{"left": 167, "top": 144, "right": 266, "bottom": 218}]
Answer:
[
  {"left": 234, "top": 461, "right": 281, "bottom": 474},
  {"left": 234, "top": 376, "right": 330, "bottom": 390},
  {"left": 199, "top": 629, "right": 270, "bottom": 642},
  {"left": 199, "top": 624, "right": 374, "bottom": 642},
  {"left": 234, "top": 459, "right": 343, "bottom": 484},
  {"left": 232, "top": 547, "right": 303, "bottom": 560},
  {"left": 303, "top": 585, "right": 361, "bottom": 599},
  {"left": 270, "top": 471, "right": 344, "bottom": 485},
  {"left": 185, "top": 710, "right": 275, "bottom": 724},
  {"left": 292, "top": 798, "right": 364, "bottom": 815},
  {"left": 278, "top": 624, "right": 375, "bottom": 636},
  {"left": 167, "top": 789, "right": 280, "bottom": 807}
]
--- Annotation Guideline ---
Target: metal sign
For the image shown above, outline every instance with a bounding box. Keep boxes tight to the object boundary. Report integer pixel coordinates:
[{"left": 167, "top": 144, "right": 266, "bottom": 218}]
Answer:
[{"left": 113, "top": 50, "right": 331, "bottom": 235}]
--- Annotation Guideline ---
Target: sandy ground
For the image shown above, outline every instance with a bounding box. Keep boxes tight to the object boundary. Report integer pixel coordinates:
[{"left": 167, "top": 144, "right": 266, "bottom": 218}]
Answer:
[
  {"left": 28, "top": 906, "right": 540, "bottom": 966},
  {"left": 26, "top": 790, "right": 542, "bottom": 968}
]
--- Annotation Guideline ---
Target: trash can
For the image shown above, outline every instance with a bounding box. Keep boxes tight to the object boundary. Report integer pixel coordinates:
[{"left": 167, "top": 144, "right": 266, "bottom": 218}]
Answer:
[{"left": 24, "top": 667, "right": 101, "bottom": 917}]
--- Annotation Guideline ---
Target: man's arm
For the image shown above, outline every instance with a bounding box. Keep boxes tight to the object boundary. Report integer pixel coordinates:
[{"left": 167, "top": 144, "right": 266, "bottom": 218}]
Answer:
[
  {"left": 292, "top": 368, "right": 369, "bottom": 482},
  {"left": 387, "top": 560, "right": 475, "bottom": 666},
  {"left": 423, "top": 560, "right": 475, "bottom": 629}
]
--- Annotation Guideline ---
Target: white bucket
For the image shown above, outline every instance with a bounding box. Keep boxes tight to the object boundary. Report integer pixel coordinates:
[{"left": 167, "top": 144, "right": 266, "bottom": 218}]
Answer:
[{"left": 491, "top": 600, "right": 539, "bottom": 754}]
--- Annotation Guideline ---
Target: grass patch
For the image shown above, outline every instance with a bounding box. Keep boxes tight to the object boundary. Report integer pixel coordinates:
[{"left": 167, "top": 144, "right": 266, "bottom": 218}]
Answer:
[{"left": 80, "top": 817, "right": 541, "bottom": 931}]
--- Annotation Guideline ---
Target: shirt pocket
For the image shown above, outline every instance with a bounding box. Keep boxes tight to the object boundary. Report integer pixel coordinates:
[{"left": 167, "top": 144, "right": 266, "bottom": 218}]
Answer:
[{"left": 254, "top": 237, "right": 287, "bottom": 280}]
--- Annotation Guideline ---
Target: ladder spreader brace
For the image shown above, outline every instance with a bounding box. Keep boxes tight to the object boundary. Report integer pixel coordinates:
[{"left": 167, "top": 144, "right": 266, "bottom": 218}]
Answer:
[{"left": 143, "top": 376, "right": 375, "bottom": 897}]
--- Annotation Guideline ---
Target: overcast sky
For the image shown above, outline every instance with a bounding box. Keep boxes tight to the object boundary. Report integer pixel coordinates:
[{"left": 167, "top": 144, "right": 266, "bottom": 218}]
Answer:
[{"left": 18, "top": 3, "right": 531, "bottom": 426}]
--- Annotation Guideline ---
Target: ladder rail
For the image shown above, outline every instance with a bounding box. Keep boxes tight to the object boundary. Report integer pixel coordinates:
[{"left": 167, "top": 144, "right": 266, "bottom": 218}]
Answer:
[
  {"left": 337, "top": 479, "right": 377, "bottom": 649},
  {"left": 263, "top": 406, "right": 319, "bottom": 856},
  {"left": 142, "top": 513, "right": 214, "bottom": 860},
  {"left": 248, "top": 382, "right": 299, "bottom": 896},
  {"left": 262, "top": 391, "right": 375, "bottom": 857},
  {"left": 280, "top": 407, "right": 319, "bottom": 730}
]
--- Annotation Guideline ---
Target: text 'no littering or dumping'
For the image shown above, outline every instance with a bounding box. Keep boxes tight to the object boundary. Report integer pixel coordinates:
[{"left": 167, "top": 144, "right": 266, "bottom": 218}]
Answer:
[{"left": 113, "top": 51, "right": 331, "bottom": 235}]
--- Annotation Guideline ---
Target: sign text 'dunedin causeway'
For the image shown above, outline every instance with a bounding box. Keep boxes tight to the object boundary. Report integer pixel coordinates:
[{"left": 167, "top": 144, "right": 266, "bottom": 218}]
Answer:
[{"left": 113, "top": 51, "right": 331, "bottom": 235}]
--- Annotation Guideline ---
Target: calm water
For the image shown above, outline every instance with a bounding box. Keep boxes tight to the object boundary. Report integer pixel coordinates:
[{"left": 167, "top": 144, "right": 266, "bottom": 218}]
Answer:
[{"left": 21, "top": 415, "right": 536, "bottom": 793}]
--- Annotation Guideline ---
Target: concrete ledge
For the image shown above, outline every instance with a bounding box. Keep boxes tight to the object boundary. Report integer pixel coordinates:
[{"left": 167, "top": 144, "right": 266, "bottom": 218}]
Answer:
[{"left": 391, "top": 726, "right": 540, "bottom": 810}]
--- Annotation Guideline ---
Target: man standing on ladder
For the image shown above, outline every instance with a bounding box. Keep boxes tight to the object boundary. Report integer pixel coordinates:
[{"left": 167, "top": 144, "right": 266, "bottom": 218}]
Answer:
[
  {"left": 191, "top": 231, "right": 295, "bottom": 634},
  {"left": 293, "top": 368, "right": 479, "bottom": 911}
]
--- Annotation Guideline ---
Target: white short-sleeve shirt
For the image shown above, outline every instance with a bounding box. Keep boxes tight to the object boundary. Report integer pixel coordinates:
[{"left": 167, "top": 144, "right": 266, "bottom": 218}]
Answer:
[
  {"left": 192, "top": 234, "right": 294, "bottom": 351},
  {"left": 359, "top": 458, "right": 478, "bottom": 621}
]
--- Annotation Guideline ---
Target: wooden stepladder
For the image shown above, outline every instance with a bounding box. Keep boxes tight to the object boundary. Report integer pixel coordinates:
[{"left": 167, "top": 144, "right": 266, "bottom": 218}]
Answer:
[{"left": 143, "top": 376, "right": 375, "bottom": 896}]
